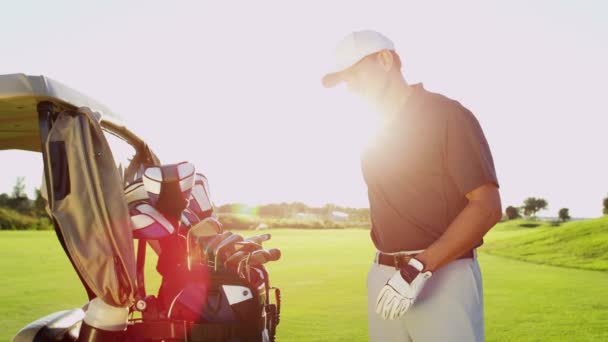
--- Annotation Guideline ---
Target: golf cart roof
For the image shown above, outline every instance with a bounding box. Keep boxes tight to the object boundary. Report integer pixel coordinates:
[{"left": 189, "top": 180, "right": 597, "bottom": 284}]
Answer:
[{"left": 0, "top": 73, "right": 125, "bottom": 152}]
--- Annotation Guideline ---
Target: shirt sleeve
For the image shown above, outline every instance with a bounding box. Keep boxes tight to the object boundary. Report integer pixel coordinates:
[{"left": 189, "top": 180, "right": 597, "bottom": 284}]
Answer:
[{"left": 446, "top": 107, "right": 499, "bottom": 196}]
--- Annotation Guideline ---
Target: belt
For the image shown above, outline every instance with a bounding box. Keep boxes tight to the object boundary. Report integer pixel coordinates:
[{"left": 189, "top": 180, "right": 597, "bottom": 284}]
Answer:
[{"left": 376, "top": 249, "right": 475, "bottom": 269}]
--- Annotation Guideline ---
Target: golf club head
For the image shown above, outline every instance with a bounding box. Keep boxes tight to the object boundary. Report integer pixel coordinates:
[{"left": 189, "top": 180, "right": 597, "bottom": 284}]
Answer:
[
  {"left": 245, "top": 234, "right": 271, "bottom": 245},
  {"left": 266, "top": 248, "right": 281, "bottom": 262},
  {"left": 204, "top": 231, "right": 233, "bottom": 261},
  {"left": 234, "top": 241, "right": 263, "bottom": 253},
  {"left": 224, "top": 250, "right": 251, "bottom": 268},
  {"left": 223, "top": 241, "right": 264, "bottom": 270},
  {"left": 190, "top": 217, "right": 222, "bottom": 237},
  {"left": 248, "top": 249, "right": 272, "bottom": 266},
  {"left": 186, "top": 218, "right": 223, "bottom": 269},
  {"left": 248, "top": 248, "right": 282, "bottom": 266},
  {"left": 214, "top": 234, "right": 245, "bottom": 268}
]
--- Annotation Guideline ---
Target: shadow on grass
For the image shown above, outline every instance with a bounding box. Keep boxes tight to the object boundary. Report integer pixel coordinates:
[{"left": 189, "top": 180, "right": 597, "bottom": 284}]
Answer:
[{"left": 519, "top": 223, "right": 541, "bottom": 228}]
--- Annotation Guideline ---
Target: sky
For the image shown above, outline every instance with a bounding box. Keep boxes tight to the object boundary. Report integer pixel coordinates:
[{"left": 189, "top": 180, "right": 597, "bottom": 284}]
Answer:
[{"left": 1, "top": 0, "right": 607, "bottom": 218}]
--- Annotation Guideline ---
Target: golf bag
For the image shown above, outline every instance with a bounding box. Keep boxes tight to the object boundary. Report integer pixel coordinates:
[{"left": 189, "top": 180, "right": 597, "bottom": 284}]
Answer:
[
  {"left": 123, "top": 162, "right": 282, "bottom": 341},
  {"left": 12, "top": 162, "right": 281, "bottom": 342}
]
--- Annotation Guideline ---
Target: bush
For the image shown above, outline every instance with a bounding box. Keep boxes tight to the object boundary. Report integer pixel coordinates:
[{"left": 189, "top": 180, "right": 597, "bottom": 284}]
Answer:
[
  {"left": 216, "top": 213, "right": 370, "bottom": 230},
  {"left": 558, "top": 208, "right": 571, "bottom": 222},
  {"left": 0, "top": 207, "right": 38, "bottom": 230},
  {"left": 0, "top": 208, "right": 54, "bottom": 230},
  {"left": 217, "top": 214, "right": 261, "bottom": 230},
  {"left": 505, "top": 206, "right": 521, "bottom": 220},
  {"left": 549, "top": 220, "right": 561, "bottom": 227},
  {"left": 33, "top": 217, "right": 54, "bottom": 230},
  {"left": 262, "top": 217, "right": 369, "bottom": 229}
]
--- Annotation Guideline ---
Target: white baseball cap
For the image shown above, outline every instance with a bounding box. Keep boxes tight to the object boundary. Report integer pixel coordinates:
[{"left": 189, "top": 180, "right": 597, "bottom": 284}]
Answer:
[{"left": 322, "top": 30, "right": 395, "bottom": 88}]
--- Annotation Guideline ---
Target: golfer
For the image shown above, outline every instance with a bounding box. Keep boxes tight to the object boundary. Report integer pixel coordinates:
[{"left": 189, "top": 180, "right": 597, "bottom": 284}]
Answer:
[{"left": 322, "top": 30, "right": 502, "bottom": 341}]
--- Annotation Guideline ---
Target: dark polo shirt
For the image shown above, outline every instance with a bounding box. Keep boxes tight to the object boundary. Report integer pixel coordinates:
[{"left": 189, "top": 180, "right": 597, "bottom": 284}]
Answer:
[{"left": 361, "top": 84, "right": 499, "bottom": 253}]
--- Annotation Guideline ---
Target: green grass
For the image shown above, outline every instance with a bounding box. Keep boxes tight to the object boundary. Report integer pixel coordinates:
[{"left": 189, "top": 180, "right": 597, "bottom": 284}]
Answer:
[
  {"left": 0, "top": 231, "right": 88, "bottom": 339},
  {"left": 1, "top": 229, "right": 607, "bottom": 341},
  {"left": 483, "top": 217, "right": 608, "bottom": 271}
]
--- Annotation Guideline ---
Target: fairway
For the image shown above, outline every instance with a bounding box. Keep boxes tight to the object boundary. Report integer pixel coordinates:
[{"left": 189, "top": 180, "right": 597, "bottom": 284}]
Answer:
[{"left": 1, "top": 230, "right": 607, "bottom": 341}]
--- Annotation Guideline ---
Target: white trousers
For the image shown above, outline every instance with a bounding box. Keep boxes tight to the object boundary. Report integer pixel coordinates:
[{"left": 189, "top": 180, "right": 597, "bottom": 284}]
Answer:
[{"left": 367, "top": 254, "right": 484, "bottom": 342}]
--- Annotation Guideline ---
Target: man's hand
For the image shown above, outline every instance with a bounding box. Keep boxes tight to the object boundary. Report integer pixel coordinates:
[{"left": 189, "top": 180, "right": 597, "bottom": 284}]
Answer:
[{"left": 375, "top": 258, "right": 432, "bottom": 320}]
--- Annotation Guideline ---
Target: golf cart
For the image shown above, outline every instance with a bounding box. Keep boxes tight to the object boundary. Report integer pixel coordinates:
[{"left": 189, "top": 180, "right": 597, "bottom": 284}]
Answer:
[{"left": 1, "top": 74, "right": 281, "bottom": 341}]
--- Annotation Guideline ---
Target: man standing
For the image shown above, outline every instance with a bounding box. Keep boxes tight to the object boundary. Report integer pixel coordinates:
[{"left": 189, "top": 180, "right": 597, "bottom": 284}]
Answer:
[{"left": 322, "top": 30, "right": 502, "bottom": 341}]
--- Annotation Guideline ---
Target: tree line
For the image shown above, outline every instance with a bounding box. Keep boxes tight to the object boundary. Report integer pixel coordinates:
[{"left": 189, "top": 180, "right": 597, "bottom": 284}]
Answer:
[
  {"left": 216, "top": 202, "right": 370, "bottom": 221},
  {"left": 6, "top": 176, "right": 608, "bottom": 230},
  {"left": 0, "top": 178, "right": 51, "bottom": 230},
  {"left": 504, "top": 195, "right": 608, "bottom": 222},
  {"left": 0, "top": 178, "right": 371, "bottom": 230}
]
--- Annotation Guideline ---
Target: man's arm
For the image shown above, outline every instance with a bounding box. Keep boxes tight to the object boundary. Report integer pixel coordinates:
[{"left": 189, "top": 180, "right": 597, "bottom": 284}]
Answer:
[
  {"left": 415, "top": 183, "right": 502, "bottom": 272},
  {"left": 372, "top": 184, "right": 501, "bottom": 320}
]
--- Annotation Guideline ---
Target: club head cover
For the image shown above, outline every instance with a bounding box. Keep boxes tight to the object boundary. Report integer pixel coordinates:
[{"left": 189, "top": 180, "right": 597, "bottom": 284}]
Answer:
[
  {"left": 125, "top": 179, "right": 174, "bottom": 240},
  {"left": 143, "top": 162, "right": 195, "bottom": 220},
  {"left": 187, "top": 173, "right": 214, "bottom": 219}
]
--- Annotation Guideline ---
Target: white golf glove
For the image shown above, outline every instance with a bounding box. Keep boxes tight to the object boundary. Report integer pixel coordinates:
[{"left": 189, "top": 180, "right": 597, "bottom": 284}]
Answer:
[{"left": 375, "top": 257, "right": 432, "bottom": 320}]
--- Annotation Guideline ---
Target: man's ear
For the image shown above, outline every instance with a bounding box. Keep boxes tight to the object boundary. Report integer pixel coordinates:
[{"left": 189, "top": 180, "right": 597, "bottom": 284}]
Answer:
[{"left": 376, "top": 50, "right": 394, "bottom": 72}]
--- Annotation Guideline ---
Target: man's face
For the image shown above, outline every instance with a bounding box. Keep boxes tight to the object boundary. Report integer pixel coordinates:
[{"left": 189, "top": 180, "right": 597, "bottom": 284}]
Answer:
[{"left": 342, "top": 54, "right": 390, "bottom": 103}]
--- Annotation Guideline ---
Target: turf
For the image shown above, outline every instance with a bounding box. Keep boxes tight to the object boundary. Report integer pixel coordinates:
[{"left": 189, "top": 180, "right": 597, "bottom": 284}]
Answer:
[
  {"left": 483, "top": 217, "right": 608, "bottom": 271},
  {"left": 1, "top": 229, "right": 607, "bottom": 341}
]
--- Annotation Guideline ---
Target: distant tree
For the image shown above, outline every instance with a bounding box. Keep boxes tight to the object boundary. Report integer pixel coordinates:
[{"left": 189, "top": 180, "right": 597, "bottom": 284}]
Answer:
[
  {"left": 279, "top": 202, "right": 290, "bottom": 216},
  {"left": 33, "top": 188, "right": 47, "bottom": 217},
  {"left": 322, "top": 203, "right": 337, "bottom": 217},
  {"left": 7, "top": 197, "right": 30, "bottom": 213},
  {"left": 0, "top": 193, "right": 9, "bottom": 207},
  {"left": 258, "top": 203, "right": 288, "bottom": 217},
  {"left": 603, "top": 195, "right": 608, "bottom": 215},
  {"left": 522, "top": 197, "right": 548, "bottom": 218},
  {"left": 291, "top": 202, "right": 308, "bottom": 213},
  {"left": 558, "top": 208, "right": 571, "bottom": 222},
  {"left": 350, "top": 208, "right": 370, "bottom": 222},
  {"left": 505, "top": 206, "right": 521, "bottom": 220},
  {"left": 216, "top": 203, "right": 233, "bottom": 214},
  {"left": 6, "top": 178, "right": 30, "bottom": 213},
  {"left": 257, "top": 204, "right": 273, "bottom": 216},
  {"left": 12, "top": 177, "right": 26, "bottom": 198}
]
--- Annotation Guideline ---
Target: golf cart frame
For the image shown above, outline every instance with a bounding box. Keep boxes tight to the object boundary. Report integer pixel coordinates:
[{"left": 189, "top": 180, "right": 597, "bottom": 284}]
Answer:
[
  {"left": 1, "top": 73, "right": 157, "bottom": 340},
  {"left": 2, "top": 74, "right": 280, "bottom": 341}
]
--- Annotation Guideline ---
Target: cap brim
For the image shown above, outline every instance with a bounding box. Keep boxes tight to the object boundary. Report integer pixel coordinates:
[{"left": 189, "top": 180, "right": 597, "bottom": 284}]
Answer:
[{"left": 321, "top": 71, "right": 345, "bottom": 88}]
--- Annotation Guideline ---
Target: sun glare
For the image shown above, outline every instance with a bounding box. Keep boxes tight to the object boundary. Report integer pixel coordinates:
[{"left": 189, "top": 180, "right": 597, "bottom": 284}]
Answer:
[{"left": 326, "top": 86, "right": 381, "bottom": 151}]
